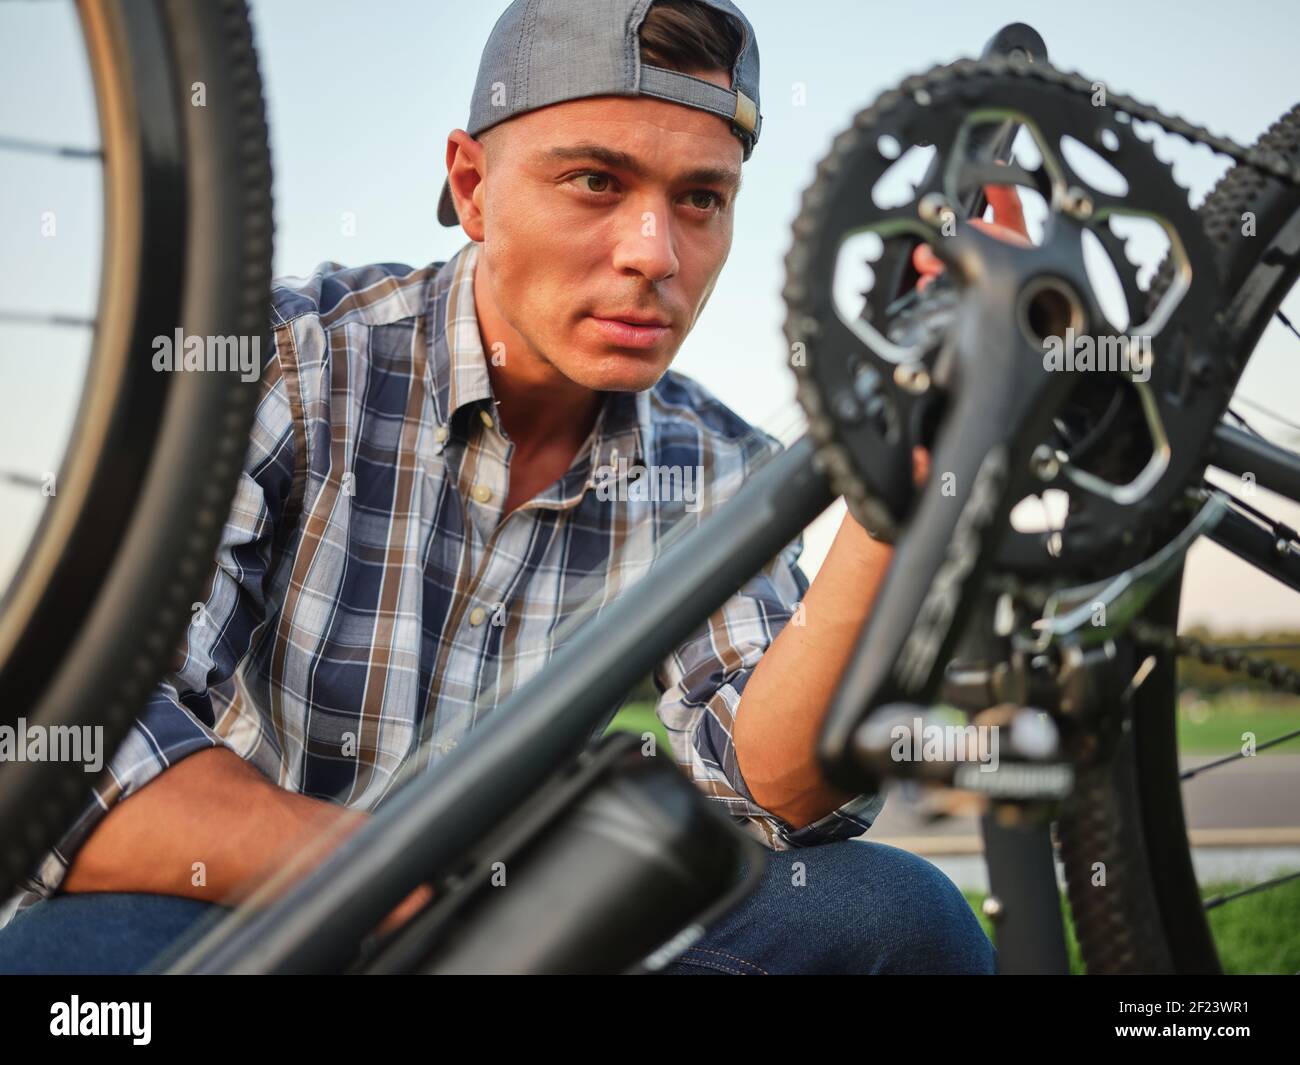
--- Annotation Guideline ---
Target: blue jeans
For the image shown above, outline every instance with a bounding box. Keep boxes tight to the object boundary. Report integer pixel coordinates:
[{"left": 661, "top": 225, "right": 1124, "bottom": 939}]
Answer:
[
  {"left": 658, "top": 839, "right": 995, "bottom": 974},
  {"left": 0, "top": 840, "right": 994, "bottom": 974}
]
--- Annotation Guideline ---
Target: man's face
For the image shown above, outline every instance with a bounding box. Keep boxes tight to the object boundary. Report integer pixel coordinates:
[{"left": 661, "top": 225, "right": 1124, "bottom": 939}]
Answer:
[{"left": 453, "top": 69, "right": 743, "bottom": 393}]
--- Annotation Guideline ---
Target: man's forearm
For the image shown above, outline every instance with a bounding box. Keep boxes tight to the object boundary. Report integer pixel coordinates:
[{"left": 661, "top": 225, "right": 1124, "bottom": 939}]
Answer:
[
  {"left": 733, "top": 512, "right": 894, "bottom": 830},
  {"left": 61, "top": 747, "right": 363, "bottom": 901}
]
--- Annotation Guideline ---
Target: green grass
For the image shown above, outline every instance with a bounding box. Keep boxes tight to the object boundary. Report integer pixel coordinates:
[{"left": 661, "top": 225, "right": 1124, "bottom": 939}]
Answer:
[
  {"left": 605, "top": 700, "right": 668, "bottom": 752},
  {"left": 961, "top": 876, "right": 1300, "bottom": 974},
  {"left": 1177, "top": 694, "right": 1300, "bottom": 756},
  {"left": 1201, "top": 875, "right": 1300, "bottom": 974}
]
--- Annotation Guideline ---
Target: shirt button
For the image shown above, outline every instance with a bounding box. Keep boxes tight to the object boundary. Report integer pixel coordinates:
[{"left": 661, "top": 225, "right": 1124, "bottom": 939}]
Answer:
[
  {"left": 468, "top": 606, "right": 487, "bottom": 626},
  {"left": 471, "top": 483, "right": 492, "bottom": 503},
  {"left": 479, "top": 409, "right": 494, "bottom": 429},
  {"left": 435, "top": 424, "right": 450, "bottom": 443}
]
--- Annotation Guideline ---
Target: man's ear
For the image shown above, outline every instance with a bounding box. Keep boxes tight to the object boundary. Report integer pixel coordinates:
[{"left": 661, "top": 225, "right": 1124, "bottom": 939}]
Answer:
[{"left": 444, "top": 129, "right": 487, "bottom": 240}]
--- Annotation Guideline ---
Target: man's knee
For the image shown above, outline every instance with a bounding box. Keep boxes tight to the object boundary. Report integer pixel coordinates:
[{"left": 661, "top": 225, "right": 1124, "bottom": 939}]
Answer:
[
  {"left": 745, "top": 840, "right": 996, "bottom": 974},
  {"left": 0, "top": 892, "right": 222, "bottom": 975}
]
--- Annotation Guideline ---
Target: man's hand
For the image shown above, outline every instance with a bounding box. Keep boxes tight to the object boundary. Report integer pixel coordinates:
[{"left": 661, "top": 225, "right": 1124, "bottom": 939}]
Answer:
[
  {"left": 63, "top": 746, "right": 433, "bottom": 938},
  {"left": 912, "top": 182, "right": 1032, "bottom": 291}
]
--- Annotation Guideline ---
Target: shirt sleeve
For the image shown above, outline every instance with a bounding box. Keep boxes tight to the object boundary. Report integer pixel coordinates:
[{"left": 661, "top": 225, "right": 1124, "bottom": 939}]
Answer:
[
  {"left": 653, "top": 515, "right": 886, "bottom": 852},
  {"left": 19, "top": 321, "right": 303, "bottom": 898}
]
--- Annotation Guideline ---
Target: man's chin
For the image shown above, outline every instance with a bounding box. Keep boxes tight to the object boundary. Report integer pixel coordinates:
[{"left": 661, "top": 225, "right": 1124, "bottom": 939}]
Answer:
[{"left": 564, "top": 355, "right": 669, "bottom": 394}]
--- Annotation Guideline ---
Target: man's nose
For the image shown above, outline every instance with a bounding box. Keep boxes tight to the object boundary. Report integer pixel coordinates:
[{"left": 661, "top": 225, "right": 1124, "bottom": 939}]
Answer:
[{"left": 612, "top": 203, "right": 678, "bottom": 283}]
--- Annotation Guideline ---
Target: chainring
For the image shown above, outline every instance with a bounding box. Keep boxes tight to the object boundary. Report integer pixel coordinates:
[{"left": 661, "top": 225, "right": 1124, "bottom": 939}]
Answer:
[{"left": 784, "top": 57, "right": 1231, "bottom": 578}]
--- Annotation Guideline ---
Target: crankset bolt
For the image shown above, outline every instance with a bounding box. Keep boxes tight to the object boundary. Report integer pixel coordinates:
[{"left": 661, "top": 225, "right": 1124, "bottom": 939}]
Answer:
[
  {"left": 994, "top": 593, "right": 1017, "bottom": 636},
  {"left": 918, "top": 192, "right": 954, "bottom": 228},
  {"left": 865, "top": 395, "right": 893, "bottom": 436},
  {"left": 1063, "top": 186, "right": 1094, "bottom": 220},
  {"left": 893, "top": 362, "right": 931, "bottom": 394},
  {"left": 1030, "top": 444, "right": 1060, "bottom": 481},
  {"left": 1010, "top": 707, "right": 1060, "bottom": 760},
  {"left": 833, "top": 391, "right": 861, "bottom": 423}
]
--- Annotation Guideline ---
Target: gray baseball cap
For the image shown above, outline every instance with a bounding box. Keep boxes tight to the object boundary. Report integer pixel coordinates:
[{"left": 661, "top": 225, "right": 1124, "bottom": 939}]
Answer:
[{"left": 437, "top": 0, "right": 762, "bottom": 227}]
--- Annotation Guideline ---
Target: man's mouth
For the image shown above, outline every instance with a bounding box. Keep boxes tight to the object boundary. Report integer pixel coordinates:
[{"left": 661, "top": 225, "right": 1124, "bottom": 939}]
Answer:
[{"left": 587, "top": 315, "right": 672, "bottom": 349}]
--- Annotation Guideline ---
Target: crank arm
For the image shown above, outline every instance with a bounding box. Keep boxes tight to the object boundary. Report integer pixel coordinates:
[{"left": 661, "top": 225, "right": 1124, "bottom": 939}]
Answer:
[{"left": 817, "top": 257, "right": 1075, "bottom": 793}]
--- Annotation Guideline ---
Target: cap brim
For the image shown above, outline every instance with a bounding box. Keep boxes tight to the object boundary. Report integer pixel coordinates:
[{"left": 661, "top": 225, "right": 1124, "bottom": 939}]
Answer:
[{"left": 437, "top": 177, "right": 459, "bottom": 227}]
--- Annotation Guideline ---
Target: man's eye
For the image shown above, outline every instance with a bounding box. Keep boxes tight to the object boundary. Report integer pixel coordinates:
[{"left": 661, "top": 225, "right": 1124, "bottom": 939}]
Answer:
[
  {"left": 567, "top": 174, "right": 722, "bottom": 210},
  {"left": 685, "top": 190, "right": 723, "bottom": 211},
  {"left": 575, "top": 172, "right": 614, "bottom": 194}
]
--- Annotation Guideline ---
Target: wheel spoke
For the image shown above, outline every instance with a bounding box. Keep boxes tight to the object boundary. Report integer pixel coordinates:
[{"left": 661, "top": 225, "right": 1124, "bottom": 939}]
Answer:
[
  {"left": 1180, "top": 724, "right": 1300, "bottom": 781},
  {"left": 1202, "top": 869, "right": 1300, "bottom": 912},
  {"left": 0, "top": 134, "right": 100, "bottom": 161},
  {"left": 1233, "top": 394, "right": 1300, "bottom": 437},
  {"left": 1226, "top": 407, "right": 1265, "bottom": 438},
  {"left": 0, "top": 309, "right": 93, "bottom": 328},
  {"left": 0, "top": 469, "right": 48, "bottom": 491}
]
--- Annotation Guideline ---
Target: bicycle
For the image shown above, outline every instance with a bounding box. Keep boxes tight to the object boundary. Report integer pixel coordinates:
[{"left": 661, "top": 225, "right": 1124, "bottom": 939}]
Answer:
[{"left": 3, "top": 9, "right": 1297, "bottom": 975}]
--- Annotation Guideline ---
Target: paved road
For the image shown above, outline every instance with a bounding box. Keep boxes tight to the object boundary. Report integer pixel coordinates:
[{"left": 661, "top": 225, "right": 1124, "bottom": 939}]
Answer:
[{"left": 868, "top": 753, "right": 1300, "bottom": 845}]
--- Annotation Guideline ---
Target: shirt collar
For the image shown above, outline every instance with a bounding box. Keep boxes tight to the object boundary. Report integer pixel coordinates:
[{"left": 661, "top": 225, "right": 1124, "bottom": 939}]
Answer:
[
  {"left": 429, "top": 240, "right": 494, "bottom": 431},
  {"left": 427, "top": 240, "right": 649, "bottom": 468}
]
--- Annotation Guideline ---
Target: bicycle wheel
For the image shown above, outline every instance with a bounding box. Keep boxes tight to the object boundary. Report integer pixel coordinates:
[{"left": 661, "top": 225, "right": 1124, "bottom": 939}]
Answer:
[
  {"left": 1059, "top": 104, "right": 1300, "bottom": 974},
  {"left": 0, "top": 0, "right": 272, "bottom": 896}
]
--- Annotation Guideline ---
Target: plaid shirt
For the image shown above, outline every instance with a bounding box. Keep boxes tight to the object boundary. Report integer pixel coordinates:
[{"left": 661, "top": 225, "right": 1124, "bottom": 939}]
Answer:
[{"left": 5, "top": 239, "right": 883, "bottom": 923}]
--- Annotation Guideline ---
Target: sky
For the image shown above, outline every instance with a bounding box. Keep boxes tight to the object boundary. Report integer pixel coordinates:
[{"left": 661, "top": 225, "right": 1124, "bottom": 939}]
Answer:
[{"left": 2, "top": 0, "right": 1300, "bottom": 630}]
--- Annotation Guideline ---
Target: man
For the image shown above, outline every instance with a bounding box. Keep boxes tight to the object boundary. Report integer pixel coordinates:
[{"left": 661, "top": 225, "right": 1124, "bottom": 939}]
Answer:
[{"left": 0, "top": 0, "right": 994, "bottom": 975}]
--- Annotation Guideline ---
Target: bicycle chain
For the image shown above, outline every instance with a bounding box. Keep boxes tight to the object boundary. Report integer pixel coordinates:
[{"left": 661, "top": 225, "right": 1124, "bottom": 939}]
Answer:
[
  {"left": 987, "top": 574, "right": 1300, "bottom": 695},
  {"left": 901, "top": 55, "right": 1300, "bottom": 188},
  {"left": 797, "top": 55, "right": 1300, "bottom": 694},
  {"left": 1130, "top": 621, "right": 1300, "bottom": 694}
]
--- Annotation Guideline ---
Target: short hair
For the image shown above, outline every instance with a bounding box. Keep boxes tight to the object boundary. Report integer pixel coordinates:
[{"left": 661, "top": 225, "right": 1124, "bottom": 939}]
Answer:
[{"left": 638, "top": 0, "right": 744, "bottom": 77}]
